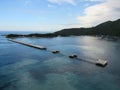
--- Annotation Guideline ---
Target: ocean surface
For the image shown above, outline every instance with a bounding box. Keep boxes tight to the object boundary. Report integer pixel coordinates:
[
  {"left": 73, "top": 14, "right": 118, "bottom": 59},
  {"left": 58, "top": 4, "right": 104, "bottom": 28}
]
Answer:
[{"left": 0, "top": 31, "right": 120, "bottom": 90}]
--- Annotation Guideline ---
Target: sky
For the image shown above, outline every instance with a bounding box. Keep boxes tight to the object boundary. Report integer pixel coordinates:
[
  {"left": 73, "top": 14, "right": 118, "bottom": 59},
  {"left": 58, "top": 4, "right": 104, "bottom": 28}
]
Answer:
[{"left": 0, "top": 0, "right": 120, "bottom": 32}]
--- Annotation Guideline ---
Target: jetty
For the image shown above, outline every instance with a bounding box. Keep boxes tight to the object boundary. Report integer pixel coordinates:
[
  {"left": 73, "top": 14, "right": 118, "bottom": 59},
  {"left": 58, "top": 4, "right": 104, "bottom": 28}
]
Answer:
[
  {"left": 8, "top": 39, "right": 108, "bottom": 67},
  {"left": 75, "top": 57, "right": 107, "bottom": 67},
  {"left": 95, "top": 59, "right": 108, "bottom": 67},
  {"left": 8, "top": 39, "right": 47, "bottom": 50}
]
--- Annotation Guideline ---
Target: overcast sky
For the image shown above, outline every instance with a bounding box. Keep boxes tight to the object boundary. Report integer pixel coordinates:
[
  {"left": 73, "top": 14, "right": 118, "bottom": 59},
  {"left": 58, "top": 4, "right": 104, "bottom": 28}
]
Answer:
[{"left": 0, "top": 0, "right": 120, "bottom": 32}]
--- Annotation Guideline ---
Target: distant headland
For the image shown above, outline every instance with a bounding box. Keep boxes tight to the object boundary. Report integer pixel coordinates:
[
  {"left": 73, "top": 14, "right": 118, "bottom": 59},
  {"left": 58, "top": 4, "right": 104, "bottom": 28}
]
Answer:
[{"left": 6, "top": 19, "right": 120, "bottom": 38}]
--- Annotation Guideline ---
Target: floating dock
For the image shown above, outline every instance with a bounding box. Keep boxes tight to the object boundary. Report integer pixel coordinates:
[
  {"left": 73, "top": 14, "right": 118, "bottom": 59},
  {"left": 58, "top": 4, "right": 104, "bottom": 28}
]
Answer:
[{"left": 8, "top": 39, "right": 47, "bottom": 50}]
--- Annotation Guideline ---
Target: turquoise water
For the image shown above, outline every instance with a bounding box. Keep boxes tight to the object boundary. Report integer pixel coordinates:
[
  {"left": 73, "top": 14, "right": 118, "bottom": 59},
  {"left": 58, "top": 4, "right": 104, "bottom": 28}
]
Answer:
[{"left": 0, "top": 32, "right": 120, "bottom": 90}]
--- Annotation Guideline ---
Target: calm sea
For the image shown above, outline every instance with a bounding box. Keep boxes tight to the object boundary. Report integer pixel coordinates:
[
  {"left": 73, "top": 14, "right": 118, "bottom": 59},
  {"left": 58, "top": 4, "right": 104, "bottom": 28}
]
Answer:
[{"left": 0, "top": 31, "right": 120, "bottom": 90}]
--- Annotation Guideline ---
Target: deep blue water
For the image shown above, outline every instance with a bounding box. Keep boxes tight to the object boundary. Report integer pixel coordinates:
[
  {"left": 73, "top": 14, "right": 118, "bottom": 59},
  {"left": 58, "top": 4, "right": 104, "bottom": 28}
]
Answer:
[{"left": 0, "top": 31, "right": 120, "bottom": 90}]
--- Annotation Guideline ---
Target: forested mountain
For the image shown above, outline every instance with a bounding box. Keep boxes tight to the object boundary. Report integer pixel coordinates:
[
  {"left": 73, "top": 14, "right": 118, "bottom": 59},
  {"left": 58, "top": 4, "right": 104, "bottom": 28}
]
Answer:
[
  {"left": 6, "top": 19, "right": 120, "bottom": 38},
  {"left": 54, "top": 19, "right": 120, "bottom": 36}
]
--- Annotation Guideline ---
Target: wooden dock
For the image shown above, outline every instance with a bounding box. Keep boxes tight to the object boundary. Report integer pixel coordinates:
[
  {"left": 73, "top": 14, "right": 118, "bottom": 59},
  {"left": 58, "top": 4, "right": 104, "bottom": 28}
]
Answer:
[{"left": 8, "top": 39, "right": 47, "bottom": 50}]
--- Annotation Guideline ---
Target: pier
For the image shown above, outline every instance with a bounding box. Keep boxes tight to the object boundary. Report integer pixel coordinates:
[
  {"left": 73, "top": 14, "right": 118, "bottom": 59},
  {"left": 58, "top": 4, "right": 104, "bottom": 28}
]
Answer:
[
  {"left": 8, "top": 39, "right": 47, "bottom": 50},
  {"left": 8, "top": 39, "right": 107, "bottom": 67}
]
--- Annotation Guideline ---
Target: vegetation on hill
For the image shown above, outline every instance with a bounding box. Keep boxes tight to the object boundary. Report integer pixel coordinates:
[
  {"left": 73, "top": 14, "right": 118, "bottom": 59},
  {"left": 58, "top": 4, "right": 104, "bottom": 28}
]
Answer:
[
  {"left": 6, "top": 19, "right": 120, "bottom": 38},
  {"left": 54, "top": 19, "right": 120, "bottom": 36}
]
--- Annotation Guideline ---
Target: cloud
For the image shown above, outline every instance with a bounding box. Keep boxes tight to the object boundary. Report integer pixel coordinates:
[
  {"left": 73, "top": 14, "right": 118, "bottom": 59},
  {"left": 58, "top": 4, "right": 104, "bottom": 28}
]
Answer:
[
  {"left": 48, "top": 0, "right": 76, "bottom": 6},
  {"left": 77, "top": 0, "right": 120, "bottom": 27}
]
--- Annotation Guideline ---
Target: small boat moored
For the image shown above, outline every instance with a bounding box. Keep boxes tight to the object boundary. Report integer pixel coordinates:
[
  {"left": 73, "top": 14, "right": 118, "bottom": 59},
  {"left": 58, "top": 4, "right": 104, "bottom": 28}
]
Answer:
[{"left": 69, "top": 54, "right": 77, "bottom": 58}]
